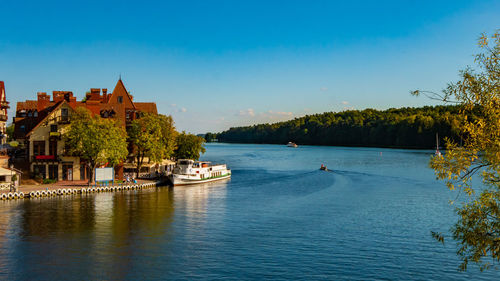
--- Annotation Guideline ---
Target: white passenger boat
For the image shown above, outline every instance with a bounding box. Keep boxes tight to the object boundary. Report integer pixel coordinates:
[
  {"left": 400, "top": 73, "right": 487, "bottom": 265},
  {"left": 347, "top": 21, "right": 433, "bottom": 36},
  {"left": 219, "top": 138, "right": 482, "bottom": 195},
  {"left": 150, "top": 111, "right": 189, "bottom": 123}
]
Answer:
[
  {"left": 287, "top": 142, "right": 298, "bottom": 148},
  {"left": 169, "top": 159, "right": 231, "bottom": 186}
]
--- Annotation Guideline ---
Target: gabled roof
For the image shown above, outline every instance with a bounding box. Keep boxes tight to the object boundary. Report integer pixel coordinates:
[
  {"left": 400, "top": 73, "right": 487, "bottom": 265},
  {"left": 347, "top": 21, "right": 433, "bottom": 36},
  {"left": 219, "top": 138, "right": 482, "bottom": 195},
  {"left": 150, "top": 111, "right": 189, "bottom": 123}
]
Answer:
[
  {"left": 108, "top": 79, "right": 136, "bottom": 109},
  {"left": 25, "top": 100, "right": 69, "bottom": 136}
]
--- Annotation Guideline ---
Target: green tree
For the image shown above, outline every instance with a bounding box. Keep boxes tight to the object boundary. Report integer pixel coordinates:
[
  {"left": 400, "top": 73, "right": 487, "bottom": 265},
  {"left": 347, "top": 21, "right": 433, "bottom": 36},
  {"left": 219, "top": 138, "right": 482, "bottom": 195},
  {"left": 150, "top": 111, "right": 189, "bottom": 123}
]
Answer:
[
  {"left": 6, "top": 124, "right": 14, "bottom": 141},
  {"left": 128, "top": 113, "right": 177, "bottom": 177},
  {"left": 174, "top": 132, "right": 206, "bottom": 160},
  {"left": 158, "top": 114, "right": 177, "bottom": 159},
  {"left": 414, "top": 32, "right": 500, "bottom": 271},
  {"left": 64, "top": 107, "right": 128, "bottom": 185}
]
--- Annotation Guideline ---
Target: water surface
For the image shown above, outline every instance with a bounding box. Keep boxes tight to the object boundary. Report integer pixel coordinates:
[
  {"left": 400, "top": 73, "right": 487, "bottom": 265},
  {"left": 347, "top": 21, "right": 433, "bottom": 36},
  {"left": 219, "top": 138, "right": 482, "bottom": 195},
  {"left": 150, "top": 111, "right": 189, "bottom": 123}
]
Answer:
[{"left": 0, "top": 143, "right": 498, "bottom": 280}]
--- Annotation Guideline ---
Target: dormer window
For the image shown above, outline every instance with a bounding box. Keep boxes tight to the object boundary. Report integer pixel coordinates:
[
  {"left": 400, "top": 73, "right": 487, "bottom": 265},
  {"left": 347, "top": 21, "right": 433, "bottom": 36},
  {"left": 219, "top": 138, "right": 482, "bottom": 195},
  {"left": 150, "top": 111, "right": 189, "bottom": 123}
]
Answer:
[
  {"left": 118, "top": 96, "right": 123, "bottom": 103},
  {"left": 34, "top": 111, "right": 38, "bottom": 117}
]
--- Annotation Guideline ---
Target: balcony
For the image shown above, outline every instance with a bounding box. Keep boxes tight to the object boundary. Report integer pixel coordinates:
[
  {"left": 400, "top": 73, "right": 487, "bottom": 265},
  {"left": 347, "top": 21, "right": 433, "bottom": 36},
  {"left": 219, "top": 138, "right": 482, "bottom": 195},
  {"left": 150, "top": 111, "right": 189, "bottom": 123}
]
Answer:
[
  {"left": 32, "top": 155, "right": 60, "bottom": 162},
  {"left": 56, "top": 115, "right": 70, "bottom": 124},
  {"left": 0, "top": 101, "right": 9, "bottom": 109},
  {"left": 49, "top": 132, "right": 61, "bottom": 137}
]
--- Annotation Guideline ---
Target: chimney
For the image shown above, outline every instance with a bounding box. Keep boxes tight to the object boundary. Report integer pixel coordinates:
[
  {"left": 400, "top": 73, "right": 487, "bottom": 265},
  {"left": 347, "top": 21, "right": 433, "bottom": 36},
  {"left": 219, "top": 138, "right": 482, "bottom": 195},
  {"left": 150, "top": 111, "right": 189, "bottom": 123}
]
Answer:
[
  {"left": 102, "top": 88, "right": 108, "bottom": 102},
  {"left": 37, "top": 92, "right": 50, "bottom": 112}
]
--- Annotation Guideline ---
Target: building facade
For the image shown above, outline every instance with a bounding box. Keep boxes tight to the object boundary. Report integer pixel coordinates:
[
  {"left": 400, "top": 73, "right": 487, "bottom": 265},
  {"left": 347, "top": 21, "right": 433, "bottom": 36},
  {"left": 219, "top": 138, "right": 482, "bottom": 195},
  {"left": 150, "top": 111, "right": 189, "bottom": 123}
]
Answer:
[
  {"left": 0, "top": 81, "right": 9, "bottom": 145},
  {"left": 13, "top": 79, "right": 157, "bottom": 181}
]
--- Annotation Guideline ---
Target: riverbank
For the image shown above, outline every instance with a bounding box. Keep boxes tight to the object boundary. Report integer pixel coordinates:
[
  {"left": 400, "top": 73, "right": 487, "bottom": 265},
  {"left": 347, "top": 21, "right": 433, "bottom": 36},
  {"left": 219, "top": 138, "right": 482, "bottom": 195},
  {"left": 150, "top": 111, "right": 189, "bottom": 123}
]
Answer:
[{"left": 0, "top": 180, "right": 161, "bottom": 200}]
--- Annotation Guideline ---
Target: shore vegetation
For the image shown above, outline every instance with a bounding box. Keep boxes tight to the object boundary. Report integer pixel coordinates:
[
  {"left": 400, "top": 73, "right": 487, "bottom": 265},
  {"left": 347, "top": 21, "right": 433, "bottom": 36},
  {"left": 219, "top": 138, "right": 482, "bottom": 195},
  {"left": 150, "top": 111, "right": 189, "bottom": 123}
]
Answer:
[{"left": 414, "top": 32, "right": 500, "bottom": 271}]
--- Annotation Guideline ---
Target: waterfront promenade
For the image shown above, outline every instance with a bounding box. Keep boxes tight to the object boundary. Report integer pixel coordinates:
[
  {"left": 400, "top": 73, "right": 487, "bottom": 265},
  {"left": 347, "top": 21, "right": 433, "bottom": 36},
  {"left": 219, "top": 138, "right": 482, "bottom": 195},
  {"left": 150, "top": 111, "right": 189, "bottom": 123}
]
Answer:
[{"left": 0, "top": 179, "right": 159, "bottom": 195}]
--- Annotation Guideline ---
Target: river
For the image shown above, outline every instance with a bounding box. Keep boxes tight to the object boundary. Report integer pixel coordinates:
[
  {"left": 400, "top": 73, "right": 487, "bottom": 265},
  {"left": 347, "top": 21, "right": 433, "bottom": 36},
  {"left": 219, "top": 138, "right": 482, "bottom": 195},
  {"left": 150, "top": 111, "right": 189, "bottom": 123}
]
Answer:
[{"left": 0, "top": 143, "right": 498, "bottom": 280}]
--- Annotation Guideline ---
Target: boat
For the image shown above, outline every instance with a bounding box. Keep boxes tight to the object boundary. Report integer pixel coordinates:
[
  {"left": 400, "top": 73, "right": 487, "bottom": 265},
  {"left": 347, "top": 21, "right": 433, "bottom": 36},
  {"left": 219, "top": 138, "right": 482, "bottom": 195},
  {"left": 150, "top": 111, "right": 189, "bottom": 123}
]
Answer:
[
  {"left": 435, "top": 133, "right": 442, "bottom": 156},
  {"left": 320, "top": 164, "right": 328, "bottom": 171},
  {"left": 169, "top": 159, "right": 231, "bottom": 186},
  {"left": 287, "top": 142, "right": 298, "bottom": 148}
]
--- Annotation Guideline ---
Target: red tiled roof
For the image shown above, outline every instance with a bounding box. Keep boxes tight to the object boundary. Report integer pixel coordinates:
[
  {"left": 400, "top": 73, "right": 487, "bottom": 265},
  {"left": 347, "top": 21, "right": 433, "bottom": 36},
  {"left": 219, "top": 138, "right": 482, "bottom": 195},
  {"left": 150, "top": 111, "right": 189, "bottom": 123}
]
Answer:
[
  {"left": 135, "top": 102, "right": 158, "bottom": 114},
  {"left": 14, "top": 79, "right": 158, "bottom": 139}
]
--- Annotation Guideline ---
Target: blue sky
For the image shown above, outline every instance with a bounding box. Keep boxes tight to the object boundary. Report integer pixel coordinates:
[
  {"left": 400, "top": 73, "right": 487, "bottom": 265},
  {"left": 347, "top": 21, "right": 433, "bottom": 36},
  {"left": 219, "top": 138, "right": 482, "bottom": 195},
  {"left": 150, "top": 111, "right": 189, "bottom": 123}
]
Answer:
[{"left": 1, "top": 0, "right": 499, "bottom": 133}]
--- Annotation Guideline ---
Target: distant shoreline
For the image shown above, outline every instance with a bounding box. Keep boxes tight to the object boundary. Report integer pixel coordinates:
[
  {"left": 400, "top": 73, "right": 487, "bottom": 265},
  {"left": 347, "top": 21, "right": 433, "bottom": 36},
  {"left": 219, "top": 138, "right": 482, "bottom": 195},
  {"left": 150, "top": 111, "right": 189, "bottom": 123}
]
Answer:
[{"left": 206, "top": 141, "right": 441, "bottom": 151}]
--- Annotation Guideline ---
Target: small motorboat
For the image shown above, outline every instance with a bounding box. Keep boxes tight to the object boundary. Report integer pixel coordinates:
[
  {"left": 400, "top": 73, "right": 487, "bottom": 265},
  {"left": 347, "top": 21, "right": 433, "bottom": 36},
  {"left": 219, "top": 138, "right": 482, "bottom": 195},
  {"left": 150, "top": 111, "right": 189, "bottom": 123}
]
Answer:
[
  {"left": 320, "top": 164, "right": 328, "bottom": 171},
  {"left": 286, "top": 142, "right": 298, "bottom": 148}
]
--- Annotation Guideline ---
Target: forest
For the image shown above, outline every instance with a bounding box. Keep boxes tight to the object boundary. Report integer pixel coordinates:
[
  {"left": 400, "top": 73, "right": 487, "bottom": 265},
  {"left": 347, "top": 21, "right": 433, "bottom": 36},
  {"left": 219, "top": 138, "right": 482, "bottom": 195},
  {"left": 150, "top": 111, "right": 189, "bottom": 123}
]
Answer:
[{"left": 209, "top": 105, "right": 463, "bottom": 149}]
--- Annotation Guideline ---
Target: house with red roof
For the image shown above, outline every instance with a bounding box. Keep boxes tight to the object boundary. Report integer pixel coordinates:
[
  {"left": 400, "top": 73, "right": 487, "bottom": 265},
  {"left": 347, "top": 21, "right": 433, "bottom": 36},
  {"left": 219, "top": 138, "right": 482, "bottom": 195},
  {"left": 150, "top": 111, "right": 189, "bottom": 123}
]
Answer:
[{"left": 13, "top": 79, "right": 157, "bottom": 182}]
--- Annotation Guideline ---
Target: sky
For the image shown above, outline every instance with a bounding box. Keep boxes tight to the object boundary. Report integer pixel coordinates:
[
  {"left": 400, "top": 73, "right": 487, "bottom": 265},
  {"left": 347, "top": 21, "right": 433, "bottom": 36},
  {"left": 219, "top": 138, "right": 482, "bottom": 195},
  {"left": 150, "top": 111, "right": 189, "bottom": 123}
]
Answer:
[{"left": 1, "top": 0, "right": 499, "bottom": 134}]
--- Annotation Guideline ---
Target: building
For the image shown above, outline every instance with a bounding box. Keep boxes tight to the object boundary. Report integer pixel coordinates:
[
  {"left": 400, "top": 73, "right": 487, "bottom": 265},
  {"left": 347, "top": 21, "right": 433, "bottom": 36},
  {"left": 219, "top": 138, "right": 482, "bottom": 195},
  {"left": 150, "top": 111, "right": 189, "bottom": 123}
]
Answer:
[
  {"left": 13, "top": 79, "right": 157, "bottom": 182},
  {"left": 0, "top": 81, "right": 21, "bottom": 189},
  {"left": 0, "top": 81, "right": 9, "bottom": 145}
]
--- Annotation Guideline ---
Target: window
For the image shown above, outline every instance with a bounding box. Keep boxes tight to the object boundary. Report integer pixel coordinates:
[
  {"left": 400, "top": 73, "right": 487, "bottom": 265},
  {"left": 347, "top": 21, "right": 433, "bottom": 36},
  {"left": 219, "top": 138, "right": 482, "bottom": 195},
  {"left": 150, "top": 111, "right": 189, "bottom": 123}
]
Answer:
[
  {"left": 33, "top": 165, "right": 46, "bottom": 179},
  {"left": 62, "top": 164, "right": 73, "bottom": 181},
  {"left": 61, "top": 108, "right": 69, "bottom": 122},
  {"left": 118, "top": 96, "right": 123, "bottom": 103},
  {"left": 20, "top": 125, "right": 25, "bottom": 132},
  {"left": 28, "top": 111, "right": 32, "bottom": 117},
  {"left": 33, "top": 141, "right": 45, "bottom": 156},
  {"left": 34, "top": 111, "right": 38, "bottom": 117},
  {"left": 49, "top": 140, "right": 57, "bottom": 156},
  {"left": 48, "top": 165, "right": 58, "bottom": 180},
  {"left": 50, "top": 124, "right": 58, "bottom": 132}
]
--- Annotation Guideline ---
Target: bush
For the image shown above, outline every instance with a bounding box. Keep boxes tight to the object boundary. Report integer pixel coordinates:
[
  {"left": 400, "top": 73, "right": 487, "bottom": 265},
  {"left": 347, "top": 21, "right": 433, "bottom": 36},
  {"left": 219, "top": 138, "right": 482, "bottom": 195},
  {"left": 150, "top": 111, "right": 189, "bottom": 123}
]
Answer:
[{"left": 42, "top": 178, "right": 57, "bottom": 184}]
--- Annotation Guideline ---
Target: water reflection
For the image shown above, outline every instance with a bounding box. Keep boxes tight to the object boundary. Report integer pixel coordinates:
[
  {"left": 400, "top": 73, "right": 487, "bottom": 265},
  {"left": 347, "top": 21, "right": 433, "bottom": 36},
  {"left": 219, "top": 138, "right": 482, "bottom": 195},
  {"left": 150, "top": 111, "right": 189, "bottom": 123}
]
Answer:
[
  {"left": 174, "top": 179, "right": 229, "bottom": 222},
  {"left": 0, "top": 188, "right": 177, "bottom": 280}
]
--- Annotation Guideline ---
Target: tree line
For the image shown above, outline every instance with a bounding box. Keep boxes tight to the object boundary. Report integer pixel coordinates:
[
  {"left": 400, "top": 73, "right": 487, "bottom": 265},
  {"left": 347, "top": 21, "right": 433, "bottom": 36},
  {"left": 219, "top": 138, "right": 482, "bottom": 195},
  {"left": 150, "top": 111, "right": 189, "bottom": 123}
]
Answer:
[{"left": 209, "top": 105, "right": 462, "bottom": 149}]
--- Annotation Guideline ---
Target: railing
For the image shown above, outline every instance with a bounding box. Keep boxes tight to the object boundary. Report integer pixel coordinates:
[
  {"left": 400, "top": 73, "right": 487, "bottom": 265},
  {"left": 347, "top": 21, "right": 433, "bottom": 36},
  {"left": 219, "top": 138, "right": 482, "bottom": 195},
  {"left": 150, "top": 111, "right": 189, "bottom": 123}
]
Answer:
[
  {"left": 32, "top": 155, "right": 59, "bottom": 162},
  {"left": 0, "top": 101, "right": 9, "bottom": 109},
  {"left": 55, "top": 115, "right": 70, "bottom": 124}
]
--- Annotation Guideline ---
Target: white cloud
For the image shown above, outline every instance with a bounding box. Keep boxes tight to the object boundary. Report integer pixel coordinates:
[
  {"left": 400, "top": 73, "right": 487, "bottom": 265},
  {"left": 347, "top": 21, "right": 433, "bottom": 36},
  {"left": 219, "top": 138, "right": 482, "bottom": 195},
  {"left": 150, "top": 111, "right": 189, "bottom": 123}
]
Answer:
[
  {"left": 341, "top": 101, "right": 349, "bottom": 105},
  {"left": 170, "top": 103, "right": 187, "bottom": 113},
  {"left": 238, "top": 108, "right": 255, "bottom": 117},
  {"left": 265, "top": 110, "right": 293, "bottom": 117},
  {"left": 320, "top": 87, "right": 328, "bottom": 91}
]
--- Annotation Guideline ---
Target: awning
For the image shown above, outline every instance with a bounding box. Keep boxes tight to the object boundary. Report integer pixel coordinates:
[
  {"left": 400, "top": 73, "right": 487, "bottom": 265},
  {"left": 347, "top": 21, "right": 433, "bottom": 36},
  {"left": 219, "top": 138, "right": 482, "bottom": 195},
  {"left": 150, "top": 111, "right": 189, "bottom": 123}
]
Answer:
[{"left": 0, "top": 167, "right": 19, "bottom": 176}]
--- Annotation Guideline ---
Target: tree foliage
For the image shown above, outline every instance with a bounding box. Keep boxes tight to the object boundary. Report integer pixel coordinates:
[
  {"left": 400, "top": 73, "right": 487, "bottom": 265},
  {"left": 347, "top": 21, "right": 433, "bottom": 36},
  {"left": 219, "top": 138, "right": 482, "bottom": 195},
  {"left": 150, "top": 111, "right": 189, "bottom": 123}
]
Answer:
[
  {"left": 174, "top": 132, "right": 206, "bottom": 160},
  {"left": 6, "top": 124, "right": 14, "bottom": 141},
  {"left": 216, "top": 105, "right": 462, "bottom": 148},
  {"left": 63, "top": 107, "right": 128, "bottom": 184},
  {"left": 415, "top": 32, "right": 500, "bottom": 271},
  {"left": 128, "top": 113, "right": 177, "bottom": 176}
]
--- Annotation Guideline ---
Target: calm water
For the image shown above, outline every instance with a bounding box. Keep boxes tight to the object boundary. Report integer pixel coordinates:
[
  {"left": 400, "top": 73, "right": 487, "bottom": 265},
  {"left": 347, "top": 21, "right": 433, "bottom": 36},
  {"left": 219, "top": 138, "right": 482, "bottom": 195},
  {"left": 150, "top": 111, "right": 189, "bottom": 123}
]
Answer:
[{"left": 0, "top": 143, "right": 498, "bottom": 280}]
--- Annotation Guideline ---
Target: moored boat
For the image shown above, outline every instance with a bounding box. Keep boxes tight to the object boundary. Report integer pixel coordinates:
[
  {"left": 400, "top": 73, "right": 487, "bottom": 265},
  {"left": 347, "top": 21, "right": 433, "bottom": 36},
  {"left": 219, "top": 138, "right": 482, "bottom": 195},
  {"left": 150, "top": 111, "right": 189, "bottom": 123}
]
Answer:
[
  {"left": 169, "top": 159, "right": 231, "bottom": 186},
  {"left": 435, "top": 133, "right": 442, "bottom": 156},
  {"left": 287, "top": 142, "right": 298, "bottom": 148}
]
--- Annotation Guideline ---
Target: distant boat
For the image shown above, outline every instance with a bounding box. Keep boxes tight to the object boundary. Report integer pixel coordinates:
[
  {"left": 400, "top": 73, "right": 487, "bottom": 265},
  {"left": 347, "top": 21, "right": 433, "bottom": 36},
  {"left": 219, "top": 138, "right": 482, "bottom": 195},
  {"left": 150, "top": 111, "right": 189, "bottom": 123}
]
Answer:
[
  {"left": 435, "top": 133, "right": 442, "bottom": 156},
  {"left": 287, "top": 142, "right": 298, "bottom": 148}
]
